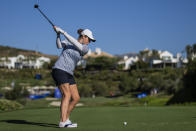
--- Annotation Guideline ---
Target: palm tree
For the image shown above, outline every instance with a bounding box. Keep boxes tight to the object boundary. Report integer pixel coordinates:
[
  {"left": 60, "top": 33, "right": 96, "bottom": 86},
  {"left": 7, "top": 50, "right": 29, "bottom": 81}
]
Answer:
[
  {"left": 5, "top": 56, "right": 11, "bottom": 63},
  {"left": 151, "top": 49, "right": 160, "bottom": 60},
  {"left": 139, "top": 50, "right": 149, "bottom": 62},
  {"left": 192, "top": 43, "right": 196, "bottom": 55},
  {"left": 185, "top": 45, "right": 192, "bottom": 60}
]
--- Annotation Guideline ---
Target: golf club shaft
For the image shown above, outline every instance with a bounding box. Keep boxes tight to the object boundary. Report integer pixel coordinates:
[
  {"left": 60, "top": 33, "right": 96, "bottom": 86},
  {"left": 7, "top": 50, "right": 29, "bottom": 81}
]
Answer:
[{"left": 36, "top": 7, "right": 55, "bottom": 27}]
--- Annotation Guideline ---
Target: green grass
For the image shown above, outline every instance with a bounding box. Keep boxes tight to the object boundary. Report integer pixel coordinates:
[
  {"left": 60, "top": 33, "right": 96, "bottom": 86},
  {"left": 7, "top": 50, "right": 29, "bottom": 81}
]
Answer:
[
  {"left": 0, "top": 106, "right": 196, "bottom": 131},
  {"left": 79, "top": 95, "right": 171, "bottom": 106},
  {"left": 24, "top": 99, "right": 53, "bottom": 109}
]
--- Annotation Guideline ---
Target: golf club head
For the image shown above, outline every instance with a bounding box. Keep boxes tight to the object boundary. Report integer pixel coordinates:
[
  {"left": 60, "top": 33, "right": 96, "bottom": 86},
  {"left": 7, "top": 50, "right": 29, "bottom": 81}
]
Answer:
[
  {"left": 34, "top": 4, "right": 55, "bottom": 27},
  {"left": 34, "top": 4, "right": 39, "bottom": 8}
]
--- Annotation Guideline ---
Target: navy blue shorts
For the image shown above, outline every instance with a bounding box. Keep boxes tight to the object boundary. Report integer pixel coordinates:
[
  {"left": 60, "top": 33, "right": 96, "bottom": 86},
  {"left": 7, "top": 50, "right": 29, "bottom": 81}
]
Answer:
[{"left": 52, "top": 68, "right": 76, "bottom": 86}]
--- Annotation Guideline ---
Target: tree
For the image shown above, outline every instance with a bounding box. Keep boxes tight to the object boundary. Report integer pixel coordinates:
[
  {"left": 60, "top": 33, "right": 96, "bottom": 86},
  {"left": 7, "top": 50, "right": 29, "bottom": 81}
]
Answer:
[
  {"left": 151, "top": 49, "right": 160, "bottom": 60},
  {"left": 139, "top": 50, "right": 150, "bottom": 61},
  {"left": 167, "top": 59, "right": 196, "bottom": 104},
  {"left": 86, "top": 56, "right": 119, "bottom": 70},
  {"left": 141, "top": 73, "right": 164, "bottom": 93},
  {"left": 119, "top": 74, "right": 139, "bottom": 94},
  {"left": 91, "top": 81, "right": 109, "bottom": 96},
  {"left": 193, "top": 43, "right": 196, "bottom": 54},
  {"left": 186, "top": 44, "right": 192, "bottom": 60},
  {"left": 138, "top": 49, "right": 160, "bottom": 64},
  {"left": 134, "top": 61, "right": 149, "bottom": 70},
  {"left": 42, "top": 58, "right": 57, "bottom": 69}
]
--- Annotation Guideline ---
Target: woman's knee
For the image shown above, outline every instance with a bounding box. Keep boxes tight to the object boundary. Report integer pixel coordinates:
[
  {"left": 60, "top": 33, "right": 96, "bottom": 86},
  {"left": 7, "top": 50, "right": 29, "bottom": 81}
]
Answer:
[
  {"left": 62, "top": 93, "right": 71, "bottom": 99},
  {"left": 73, "top": 96, "right": 80, "bottom": 103},
  {"left": 60, "top": 84, "right": 71, "bottom": 98}
]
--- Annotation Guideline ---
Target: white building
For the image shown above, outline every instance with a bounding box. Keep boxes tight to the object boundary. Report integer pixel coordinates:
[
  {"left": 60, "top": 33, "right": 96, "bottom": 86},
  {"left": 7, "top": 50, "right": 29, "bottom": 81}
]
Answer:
[
  {"left": 117, "top": 49, "right": 188, "bottom": 70},
  {"left": 160, "top": 51, "right": 173, "bottom": 60},
  {"left": 192, "top": 53, "right": 196, "bottom": 60},
  {"left": 118, "top": 55, "right": 139, "bottom": 70},
  {"left": 0, "top": 55, "right": 51, "bottom": 69},
  {"left": 34, "top": 56, "right": 51, "bottom": 69},
  {"left": 0, "top": 55, "right": 25, "bottom": 69},
  {"left": 95, "top": 48, "right": 102, "bottom": 55},
  {"left": 87, "top": 49, "right": 92, "bottom": 55},
  {"left": 151, "top": 51, "right": 188, "bottom": 68}
]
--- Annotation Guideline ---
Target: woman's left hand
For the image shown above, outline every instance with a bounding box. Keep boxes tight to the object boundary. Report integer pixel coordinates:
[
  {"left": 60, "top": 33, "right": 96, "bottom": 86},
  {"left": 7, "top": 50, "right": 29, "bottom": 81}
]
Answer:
[{"left": 53, "top": 26, "right": 65, "bottom": 34}]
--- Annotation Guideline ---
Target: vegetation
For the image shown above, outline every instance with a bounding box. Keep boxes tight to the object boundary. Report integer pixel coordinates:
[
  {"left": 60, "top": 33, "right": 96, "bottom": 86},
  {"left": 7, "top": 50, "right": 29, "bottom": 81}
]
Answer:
[
  {"left": 0, "top": 99, "right": 23, "bottom": 111},
  {"left": 4, "top": 85, "right": 29, "bottom": 105},
  {"left": 185, "top": 43, "right": 196, "bottom": 61},
  {"left": 84, "top": 56, "right": 120, "bottom": 70},
  {"left": 167, "top": 59, "right": 196, "bottom": 104},
  {"left": 0, "top": 56, "right": 190, "bottom": 105},
  {"left": 139, "top": 49, "right": 160, "bottom": 63},
  {"left": 0, "top": 43, "right": 196, "bottom": 109}
]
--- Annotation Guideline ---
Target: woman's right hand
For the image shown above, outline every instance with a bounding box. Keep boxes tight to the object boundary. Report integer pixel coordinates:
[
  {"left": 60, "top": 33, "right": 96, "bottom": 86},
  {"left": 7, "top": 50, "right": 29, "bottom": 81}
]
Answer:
[{"left": 53, "top": 26, "right": 65, "bottom": 34}]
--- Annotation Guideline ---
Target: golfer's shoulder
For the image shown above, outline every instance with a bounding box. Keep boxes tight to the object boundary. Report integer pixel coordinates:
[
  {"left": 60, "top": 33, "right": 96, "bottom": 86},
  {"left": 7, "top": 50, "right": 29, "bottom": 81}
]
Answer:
[
  {"left": 81, "top": 45, "right": 89, "bottom": 55},
  {"left": 82, "top": 44, "right": 89, "bottom": 50}
]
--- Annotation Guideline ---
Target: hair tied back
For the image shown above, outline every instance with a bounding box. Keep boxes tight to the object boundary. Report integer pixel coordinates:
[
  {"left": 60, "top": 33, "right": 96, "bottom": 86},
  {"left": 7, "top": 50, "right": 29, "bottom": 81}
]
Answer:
[{"left": 77, "top": 29, "right": 84, "bottom": 35}]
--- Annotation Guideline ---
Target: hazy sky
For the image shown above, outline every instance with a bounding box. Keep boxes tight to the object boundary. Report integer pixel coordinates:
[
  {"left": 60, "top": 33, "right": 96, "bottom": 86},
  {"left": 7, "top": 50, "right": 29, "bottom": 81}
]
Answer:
[{"left": 0, "top": 0, "right": 196, "bottom": 56}]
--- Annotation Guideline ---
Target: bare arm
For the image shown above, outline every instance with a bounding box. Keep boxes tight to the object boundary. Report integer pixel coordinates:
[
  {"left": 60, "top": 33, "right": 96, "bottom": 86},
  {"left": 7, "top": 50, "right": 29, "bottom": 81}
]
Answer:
[
  {"left": 63, "top": 32, "right": 83, "bottom": 51},
  {"left": 56, "top": 33, "right": 62, "bottom": 49},
  {"left": 56, "top": 33, "right": 67, "bottom": 49}
]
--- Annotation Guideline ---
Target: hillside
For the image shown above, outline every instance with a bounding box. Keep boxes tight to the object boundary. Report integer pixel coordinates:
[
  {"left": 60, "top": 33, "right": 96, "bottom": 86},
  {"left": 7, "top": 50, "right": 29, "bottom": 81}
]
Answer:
[
  {"left": 84, "top": 51, "right": 114, "bottom": 58},
  {"left": 0, "top": 45, "right": 57, "bottom": 59},
  {"left": 115, "top": 52, "right": 138, "bottom": 58}
]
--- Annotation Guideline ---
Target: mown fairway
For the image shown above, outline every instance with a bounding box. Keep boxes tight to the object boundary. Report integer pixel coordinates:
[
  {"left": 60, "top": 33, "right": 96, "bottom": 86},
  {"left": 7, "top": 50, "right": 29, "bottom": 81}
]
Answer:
[{"left": 0, "top": 106, "right": 196, "bottom": 131}]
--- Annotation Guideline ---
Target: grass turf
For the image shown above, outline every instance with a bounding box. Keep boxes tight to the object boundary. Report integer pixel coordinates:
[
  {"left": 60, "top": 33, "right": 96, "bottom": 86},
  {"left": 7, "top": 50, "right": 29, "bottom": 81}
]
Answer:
[{"left": 0, "top": 106, "right": 196, "bottom": 131}]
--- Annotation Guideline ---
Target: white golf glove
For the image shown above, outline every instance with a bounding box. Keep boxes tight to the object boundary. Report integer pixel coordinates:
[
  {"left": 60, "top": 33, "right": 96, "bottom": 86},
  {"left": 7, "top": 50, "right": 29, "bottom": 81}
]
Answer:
[{"left": 53, "top": 26, "right": 65, "bottom": 34}]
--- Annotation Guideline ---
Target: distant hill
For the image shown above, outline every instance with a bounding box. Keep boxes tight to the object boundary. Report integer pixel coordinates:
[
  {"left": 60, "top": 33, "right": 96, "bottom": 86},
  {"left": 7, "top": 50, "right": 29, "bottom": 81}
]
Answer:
[
  {"left": 115, "top": 52, "right": 138, "bottom": 58},
  {"left": 0, "top": 45, "right": 57, "bottom": 59},
  {"left": 84, "top": 51, "right": 114, "bottom": 58}
]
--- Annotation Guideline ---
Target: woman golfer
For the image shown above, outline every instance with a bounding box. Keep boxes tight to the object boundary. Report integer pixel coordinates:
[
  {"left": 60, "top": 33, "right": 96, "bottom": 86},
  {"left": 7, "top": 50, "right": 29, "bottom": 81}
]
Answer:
[{"left": 52, "top": 26, "right": 96, "bottom": 128}]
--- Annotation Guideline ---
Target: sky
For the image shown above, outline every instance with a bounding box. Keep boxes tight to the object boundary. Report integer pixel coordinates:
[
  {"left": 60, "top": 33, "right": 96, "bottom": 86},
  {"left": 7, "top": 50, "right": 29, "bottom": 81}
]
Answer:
[{"left": 0, "top": 0, "right": 196, "bottom": 56}]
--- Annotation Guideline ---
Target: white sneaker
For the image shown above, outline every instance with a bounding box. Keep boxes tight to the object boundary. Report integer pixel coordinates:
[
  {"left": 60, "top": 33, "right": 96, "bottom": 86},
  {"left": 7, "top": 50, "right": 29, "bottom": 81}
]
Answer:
[
  {"left": 66, "top": 123, "right": 78, "bottom": 128},
  {"left": 59, "top": 122, "right": 66, "bottom": 128},
  {"left": 59, "top": 119, "right": 77, "bottom": 128},
  {"left": 65, "top": 119, "right": 72, "bottom": 124}
]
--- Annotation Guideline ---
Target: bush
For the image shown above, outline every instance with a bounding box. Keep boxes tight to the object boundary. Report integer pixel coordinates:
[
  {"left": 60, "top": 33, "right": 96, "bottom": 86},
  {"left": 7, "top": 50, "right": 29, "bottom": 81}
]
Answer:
[
  {"left": 133, "top": 61, "right": 149, "bottom": 70},
  {"left": 119, "top": 74, "right": 139, "bottom": 94},
  {"left": 42, "top": 58, "right": 57, "bottom": 69},
  {"left": 78, "top": 84, "right": 93, "bottom": 97},
  {"left": 86, "top": 57, "right": 119, "bottom": 70},
  {"left": 0, "top": 99, "right": 23, "bottom": 111},
  {"left": 92, "top": 81, "right": 109, "bottom": 96},
  {"left": 4, "top": 86, "right": 29, "bottom": 105},
  {"left": 145, "top": 73, "right": 164, "bottom": 91}
]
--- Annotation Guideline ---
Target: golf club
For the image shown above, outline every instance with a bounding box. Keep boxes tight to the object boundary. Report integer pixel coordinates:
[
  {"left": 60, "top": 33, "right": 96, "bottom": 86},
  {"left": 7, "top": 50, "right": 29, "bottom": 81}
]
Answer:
[{"left": 34, "top": 4, "right": 55, "bottom": 27}]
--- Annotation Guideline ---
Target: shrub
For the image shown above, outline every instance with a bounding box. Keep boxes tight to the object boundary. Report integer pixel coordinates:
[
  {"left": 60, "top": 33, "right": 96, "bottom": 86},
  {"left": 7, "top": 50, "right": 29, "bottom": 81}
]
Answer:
[
  {"left": 92, "top": 81, "right": 109, "bottom": 96},
  {"left": 78, "top": 84, "right": 93, "bottom": 97},
  {"left": 4, "top": 86, "right": 29, "bottom": 105},
  {"left": 86, "top": 57, "right": 119, "bottom": 70},
  {"left": 0, "top": 99, "right": 23, "bottom": 111},
  {"left": 119, "top": 74, "right": 139, "bottom": 94}
]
